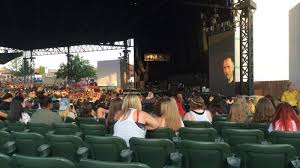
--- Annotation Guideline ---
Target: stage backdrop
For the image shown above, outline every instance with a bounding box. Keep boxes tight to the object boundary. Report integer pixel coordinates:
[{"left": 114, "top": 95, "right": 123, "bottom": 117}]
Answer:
[{"left": 209, "top": 31, "right": 235, "bottom": 96}]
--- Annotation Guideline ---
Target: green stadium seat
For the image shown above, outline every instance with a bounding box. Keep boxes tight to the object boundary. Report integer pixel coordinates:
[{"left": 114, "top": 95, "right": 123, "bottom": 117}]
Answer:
[
  {"left": 65, "top": 117, "right": 76, "bottom": 123},
  {"left": 98, "top": 118, "right": 106, "bottom": 125},
  {"left": 236, "top": 144, "right": 297, "bottom": 168},
  {"left": 213, "top": 121, "right": 248, "bottom": 135},
  {"left": 183, "top": 121, "right": 212, "bottom": 128},
  {"left": 212, "top": 115, "right": 228, "bottom": 123},
  {"left": 11, "top": 131, "right": 50, "bottom": 157},
  {"left": 79, "top": 159, "right": 151, "bottom": 168},
  {"left": 179, "top": 127, "right": 218, "bottom": 142},
  {"left": 27, "top": 123, "right": 54, "bottom": 136},
  {"left": 222, "top": 129, "right": 264, "bottom": 152},
  {"left": 13, "top": 154, "right": 75, "bottom": 168},
  {"left": 146, "top": 128, "right": 176, "bottom": 140},
  {"left": 80, "top": 124, "right": 106, "bottom": 137},
  {"left": 53, "top": 123, "right": 82, "bottom": 137},
  {"left": 47, "top": 134, "right": 88, "bottom": 162},
  {"left": 129, "top": 137, "right": 181, "bottom": 168},
  {"left": 4, "top": 121, "right": 28, "bottom": 132},
  {"left": 249, "top": 122, "right": 270, "bottom": 139},
  {"left": 0, "top": 130, "right": 15, "bottom": 155},
  {"left": 0, "top": 120, "right": 8, "bottom": 131},
  {"left": 0, "top": 153, "right": 13, "bottom": 168},
  {"left": 85, "top": 136, "right": 128, "bottom": 162},
  {"left": 270, "top": 131, "right": 300, "bottom": 155},
  {"left": 76, "top": 117, "right": 99, "bottom": 126},
  {"left": 180, "top": 140, "right": 231, "bottom": 168}
]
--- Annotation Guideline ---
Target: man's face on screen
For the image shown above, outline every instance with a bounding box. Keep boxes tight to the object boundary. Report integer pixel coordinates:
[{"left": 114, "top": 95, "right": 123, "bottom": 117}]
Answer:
[{"left": 223, "top": 58, "right": 234, "bottom": 83}]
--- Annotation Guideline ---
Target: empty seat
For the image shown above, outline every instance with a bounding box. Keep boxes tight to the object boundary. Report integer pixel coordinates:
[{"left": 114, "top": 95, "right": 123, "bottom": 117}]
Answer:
[
  {"left": 76, "top": 117, "right": 99, "bottom": 126},
  {"left": 80, "top": 124, "right": 106, "bottom": 137},
  {"left": 236, "top": 144, "right": 297, "bottom": 168},
  {"left": 0, "top": 153, "right": 13, "bottom": 168},
  {"left": 146, "top": 128, "right": 176, "bottom": 140},
  {"left": 13, "top": 154, "right": 75, "bottom": 168},
  {"left": 47, "top": 134, "right": 88, "bottom": 162},
  {"left": 129, "top": 137, "right": 180, "bottom": 168},
  {"left": 180, "top": 140, "right": 231, "bottom": 168},
  {"left": 213, "top": 121, "right": 248, "bottom": 135},
  {"left": 0, "top": 130, "right": 14, "bottom": 154},
  {"left": 79, "top": 159, "right": 151, "bottom": 168},
  {"left": 53, "top": 123, "right": 82, "bottom": 137},
  {"left": 249, "top": 122, "right": 270, "bottom": 139},
  {"left": 0, "top": 120, "right": 7, "bottom": 131},
  {"left": 212, "top": 115, "right": 228, "bottom": 123},
  {"left": 270, "top": 131, "right": 300, "bottom": 155},
  {"left": 4, "top": 120, "right": 27, "bottom": 132},
  {"left": 11, "top": 131, "right": 49, "bottom": 157},
  {"left": 179, "top": 127, "right": 218, "bottom": 142},
  {"left": 183, "top": 121, "right": 211, "bottom": 128},
  {"left": 27, "top": 122, "right": 54, "bottom": 136},
  {"left": 85, "top": 136, "right": 127, "bottom": 162},
  {"left": 222, "top": 129, "right": 264, "bottom": 151}
]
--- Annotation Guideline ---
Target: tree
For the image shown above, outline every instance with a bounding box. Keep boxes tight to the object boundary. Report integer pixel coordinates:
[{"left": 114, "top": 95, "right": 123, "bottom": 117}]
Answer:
[
  {"left": 56, "top": 55, "right": 96, "bottom": 82},
  {"left": 6, "top": 57, "right": 34, "bottom": 76}
]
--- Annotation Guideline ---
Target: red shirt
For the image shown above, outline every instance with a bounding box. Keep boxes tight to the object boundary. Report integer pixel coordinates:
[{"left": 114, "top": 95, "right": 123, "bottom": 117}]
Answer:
[{"left": 176, "top": 100, "right": 186, "bottom": 118}]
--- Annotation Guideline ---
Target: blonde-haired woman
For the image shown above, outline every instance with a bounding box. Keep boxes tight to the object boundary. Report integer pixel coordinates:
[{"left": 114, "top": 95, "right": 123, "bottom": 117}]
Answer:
[
  {"left": 183, "top": 95, "right": 212, "bottom": 123},
  {"left": 154, "top": 97, "right": 184, "bottom": 132},
  {"left": 113, "top": 94, "right": 159, "bottom": 146},
  {"left": 229, "top": 102, "right": 247, "bottom": 122}
]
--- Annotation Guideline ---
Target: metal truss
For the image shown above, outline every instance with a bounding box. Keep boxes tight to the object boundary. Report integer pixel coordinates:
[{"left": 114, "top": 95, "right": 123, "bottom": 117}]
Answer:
[
  {"left": 234, "top": 0, "right": 256, "bottom": 95},
  {"left": 31, "top": 40, "right": 133, "bottom": 56},
  {"left": 0, "top": 47, "right": 22, "bottom": 53}
]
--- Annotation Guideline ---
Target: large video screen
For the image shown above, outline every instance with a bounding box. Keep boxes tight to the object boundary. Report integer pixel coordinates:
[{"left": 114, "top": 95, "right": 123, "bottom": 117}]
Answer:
[{"left": 209, "top": 31, "right": 235, "bottom": 96}]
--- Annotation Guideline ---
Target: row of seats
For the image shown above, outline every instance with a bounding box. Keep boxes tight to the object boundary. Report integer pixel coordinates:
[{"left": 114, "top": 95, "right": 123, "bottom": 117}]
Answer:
[
  {"left": 1, "top": 139, "right": 299, "bottom": 168},
  {"left": 0, "top": 154, "right": 150, "bottom": 168}
]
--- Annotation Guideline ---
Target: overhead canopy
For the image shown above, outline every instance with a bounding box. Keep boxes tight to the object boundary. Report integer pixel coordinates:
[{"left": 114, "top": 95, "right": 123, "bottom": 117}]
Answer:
[
  {"left": 0, "top": 52, "right": 22, "bottom": 64},
  {"left": 0, "top": 0, "right": 232, "bottom": 50}
]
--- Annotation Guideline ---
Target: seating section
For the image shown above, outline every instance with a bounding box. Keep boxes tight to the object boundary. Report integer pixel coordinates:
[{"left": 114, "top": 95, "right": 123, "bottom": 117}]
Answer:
[
  {"left": 4, "top": 121, "right": 27, "bottom": 132},
  {"left": 212, "top": 115, "right": 228, "bottom": 123},
  {"left": 213, "top": 121, "right": 248, "bottom": 135},
  {"left": 249, "top": 122, "right": 270, "bottom": 139},
  {"left": 236, "top": 144, "right": 297, "bottom": 168},
  {"left": 270, "top": 131, "right": 300, "bottom": 155},
  {"left": 179, "top": 127, "right": 218, "bottom": 142},
  {"left": 76, "top": 117, "right": 98, "bottom": 126},
  {"left": 80, "top": 124, "right": 106, "bottom": 137},
  {"left": 146, "top": 128, "right": 176, "bottom": 140},
  {"left": 53, "top": 123, "right": 82, "bottom": 137},
  {"left": 27, "top": 123, "right": 54, "bottom": 136},
  {"left": 79, "top": 159, "right": 151, "bottom": 168},
  {"left": 0, "top": 130, "right": 14, "bottom": 154},
  {"left": 13, "top": 154, "right": 76, "bottom": 168},
  {"left": 180, "top": 140, "right": 230, "bottom": 168},
  {"left": 0, "top": 153, "right": 13, "bottom": 168},
  {"left": 183, "top": 121, "right": 212, "bottom": 128},
  {"left": 85, "top": 136, "right": 127, "bottom": 162}
]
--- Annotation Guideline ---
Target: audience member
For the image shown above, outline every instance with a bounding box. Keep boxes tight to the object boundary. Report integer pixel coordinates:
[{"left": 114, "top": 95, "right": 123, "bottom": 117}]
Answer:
[
  {"left": 7, "top": 96, "right": 30, "bottom": 123},
  {"left": 229, "top": 102, "right": 247, "bottom": 122},
  {"left": 252, "top": 97, "right": 274, "bottom": 123},
  {"left": 184, "top": 95, "right": 212, "bottom": 123}
]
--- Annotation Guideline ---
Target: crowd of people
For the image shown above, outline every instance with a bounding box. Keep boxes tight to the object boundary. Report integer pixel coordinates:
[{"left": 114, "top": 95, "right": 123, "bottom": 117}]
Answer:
[{"left": 0, "top": 81, "right": 300, "bottom": 146}]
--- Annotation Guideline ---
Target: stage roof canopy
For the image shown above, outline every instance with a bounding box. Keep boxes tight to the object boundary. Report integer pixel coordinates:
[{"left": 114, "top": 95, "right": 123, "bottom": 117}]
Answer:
[{"left": 0, "top": 0, "right": 232, "bottom": 50}]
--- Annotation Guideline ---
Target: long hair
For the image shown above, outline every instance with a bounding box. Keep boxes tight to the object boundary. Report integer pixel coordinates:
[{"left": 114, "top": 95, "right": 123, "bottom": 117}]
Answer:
[
  {"left": 160, "top": 97, "right": 181, "bottom": 131},
  {"left": 121, "top": 94, "right": 142, "bottom": 118},
  {"left": 107, "top": 98, "right": 123, "bottom": 123},
  {"left": 235, "top": 96, "right": 250, "bottom": 117},
  {"left": 272, "top": 103, "right": 300, "bottom": 131},
  {"left": 7, "top": 96, "right": 24, "bottom": 122},
  {"left": 252, "top": 97, "right": 274, "bottom": 123},
  {"left": 229, "top": 102, "right": 246, "bottom": 122}
]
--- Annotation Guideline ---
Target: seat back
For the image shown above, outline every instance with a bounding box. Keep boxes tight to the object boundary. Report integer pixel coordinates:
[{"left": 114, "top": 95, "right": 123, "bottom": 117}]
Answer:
[
  {"left": 47, "top": 134, "right": 85, "bottom": 162},
  {"left": 79, "top": 159, "right": 151, "bottom": 168},
  {"left": 237, "top": 144, "right": 297, "bottom": 168},
  {"left": 85, "top": 136, "right": 127, "bottom": 162},
  {"left": 80, "top": 124, "right": 106, "bottom": 137},
  {"left": 146, "top": 128, "right": 176, "bottom": 140},
  {"left": 76, "top": 117, "right": 98, "bottom": 126},
  {"left": 0, "top": 130, "right": 13, "bottom": 154},
  {"left": 0, "top": 120, "right": 6, "bottom": 130},
  {"left": 213, "top": 121, "right": 248, "bottom": 135},
  {"left": 180, "top": 140, "right": 230, "bottom": 168},
  {"left": 183, "top": 121, "right": 212, "bottom": 128},
  {"left": 129, "top": 137, "right": 175, "bottom": 168},
  {"left": 270, "top": 131, "right": 300, "bottom": 155},
  {"left": 4, "top": 121, "right": 26, "bottom": 132},
  {"left": 13, "top": 154, "right": 75, "bottom": 168},
  {"left": 0, "top": 153, "right": 13, "bottom": 168},
  {"left": 12, "top": 131, "right": 46, "bottom": 156},
  {"left": 249, "top": 122, "right": 270, "bottom": 139},
  {"left": 179, "top": 127, "right": 218, "bottom": 142},
  {"left": 212, "top": 115, "right": 228, "bottom": 123},
  {"left": 222, "top": 129, "right": 264, "bottom": 151},
  {"left": 53, "top": 123, "right": 80, "bottom": 135},
  {"left": 27, "top": 122, "right": 53, "bottom": 135}
]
